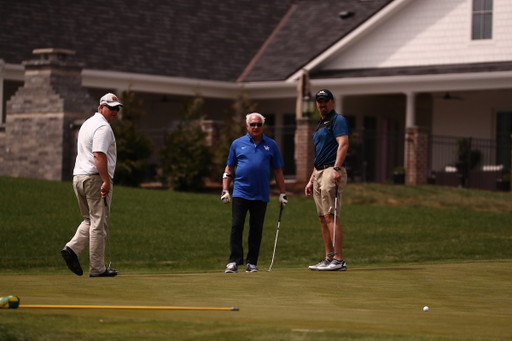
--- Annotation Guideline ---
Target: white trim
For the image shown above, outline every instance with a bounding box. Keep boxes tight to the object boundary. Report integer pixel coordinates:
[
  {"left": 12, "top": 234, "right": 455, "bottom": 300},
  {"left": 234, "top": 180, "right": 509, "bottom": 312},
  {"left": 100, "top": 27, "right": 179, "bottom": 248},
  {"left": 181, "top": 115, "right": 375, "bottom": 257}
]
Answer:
[
  {"left": 286, "top": 0, "right": 413, "bottom": 82},
  {"left": 309, "top": 70, "right": 512, "bottom": 95},
  {"left": 3, "top": 63, "right": 24, "bottom": 81},
  {"left": 4, "top": 62, "right": 511, "bottom": 101},
  {"left": 82, "top": 69, "right": 238, "bottom": 98}
]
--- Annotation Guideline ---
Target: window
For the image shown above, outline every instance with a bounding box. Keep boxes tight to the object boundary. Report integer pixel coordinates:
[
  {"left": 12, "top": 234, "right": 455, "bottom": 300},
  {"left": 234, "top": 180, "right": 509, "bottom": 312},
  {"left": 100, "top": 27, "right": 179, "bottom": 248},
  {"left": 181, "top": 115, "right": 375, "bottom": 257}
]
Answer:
[{"left": 472, "top": 0, "right": 493, "bottom": 40}]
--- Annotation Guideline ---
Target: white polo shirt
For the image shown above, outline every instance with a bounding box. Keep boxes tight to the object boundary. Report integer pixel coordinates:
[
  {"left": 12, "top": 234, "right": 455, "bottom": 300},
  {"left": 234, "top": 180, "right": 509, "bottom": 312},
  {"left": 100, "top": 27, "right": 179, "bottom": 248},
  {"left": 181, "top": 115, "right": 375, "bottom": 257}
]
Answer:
[{"left": 73, "top": 113, "right": 117, "bottom": 179}]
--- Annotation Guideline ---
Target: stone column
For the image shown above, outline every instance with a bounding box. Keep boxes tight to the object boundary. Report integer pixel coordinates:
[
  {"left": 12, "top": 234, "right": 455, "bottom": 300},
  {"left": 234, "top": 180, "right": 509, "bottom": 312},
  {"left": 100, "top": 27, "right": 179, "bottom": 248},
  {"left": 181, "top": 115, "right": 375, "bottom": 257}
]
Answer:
[
  {"left": 294, "top": 117, "right": 317, "bottom": 183},
  {"left": 405, "top": 127, "right": 429, "bottom": 185},
  {"left": 3, "top": 48, "right": 96, "bottom": 181},
  {"left": 0, "top": 59, "right": 4, "bottom": 124},
  {"left": 403, "top": 92, "right": 429, "bottom": 185}
]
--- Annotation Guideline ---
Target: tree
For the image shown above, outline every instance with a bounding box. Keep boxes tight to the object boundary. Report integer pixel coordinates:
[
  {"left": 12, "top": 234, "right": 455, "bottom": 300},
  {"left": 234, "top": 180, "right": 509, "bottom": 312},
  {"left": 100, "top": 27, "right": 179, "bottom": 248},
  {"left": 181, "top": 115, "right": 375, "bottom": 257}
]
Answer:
[
  {"left": 213, "top": 91, "right": 258, "bottom": 176},
  {"left": 160, "top": 96, "right": 212, "bottom": 191},
  {"left": 112, "top": 90, "right": 153, "bottom": 187}
]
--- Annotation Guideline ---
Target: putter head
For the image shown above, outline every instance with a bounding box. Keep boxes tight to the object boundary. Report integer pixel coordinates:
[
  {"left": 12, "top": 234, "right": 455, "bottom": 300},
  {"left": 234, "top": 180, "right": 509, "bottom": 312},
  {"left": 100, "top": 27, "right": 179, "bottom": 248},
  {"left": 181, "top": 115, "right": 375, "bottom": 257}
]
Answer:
[
  {"left": 266, "top": 269, "right": 272, "bottom": 272},
  {"left": 327, "top": 251, "right": 337, "bottom": 258}
]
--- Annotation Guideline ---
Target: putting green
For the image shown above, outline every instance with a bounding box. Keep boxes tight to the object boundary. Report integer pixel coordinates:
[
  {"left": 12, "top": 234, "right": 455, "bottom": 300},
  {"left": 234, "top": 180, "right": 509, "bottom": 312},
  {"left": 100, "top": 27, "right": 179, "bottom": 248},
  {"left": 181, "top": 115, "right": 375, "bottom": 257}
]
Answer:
[{"left": 1, "top": 261, "right": 511, "bottom": 341}]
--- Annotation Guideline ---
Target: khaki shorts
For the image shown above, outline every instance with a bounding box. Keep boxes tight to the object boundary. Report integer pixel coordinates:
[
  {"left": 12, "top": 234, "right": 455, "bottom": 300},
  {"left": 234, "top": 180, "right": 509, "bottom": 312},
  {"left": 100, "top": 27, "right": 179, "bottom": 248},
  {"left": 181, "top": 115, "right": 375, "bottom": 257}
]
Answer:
[{"left": 313, "top": 166, "right": 347, "bottom": 217}]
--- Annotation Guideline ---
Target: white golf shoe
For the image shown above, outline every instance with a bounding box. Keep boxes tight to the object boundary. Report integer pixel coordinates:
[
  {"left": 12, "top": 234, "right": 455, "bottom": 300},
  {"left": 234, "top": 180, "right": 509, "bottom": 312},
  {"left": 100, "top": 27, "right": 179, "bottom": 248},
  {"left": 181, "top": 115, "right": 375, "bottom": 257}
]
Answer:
[
  {"left": 308, "top": 258, "right": 332, "bottom": 271},
  {"left": 317, "top": 259, "right": 347, "bottom": 271},
  {"left": 225, "top": 262, "right": 238, "bottom": 273}
]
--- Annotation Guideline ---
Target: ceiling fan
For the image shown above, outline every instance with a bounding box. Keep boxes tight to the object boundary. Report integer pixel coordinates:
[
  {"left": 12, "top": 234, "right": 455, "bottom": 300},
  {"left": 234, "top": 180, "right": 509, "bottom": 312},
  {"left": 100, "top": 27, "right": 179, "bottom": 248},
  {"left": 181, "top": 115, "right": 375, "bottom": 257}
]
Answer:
[{"left": 442, "top": 92, "right": 464, "bottom": 100}]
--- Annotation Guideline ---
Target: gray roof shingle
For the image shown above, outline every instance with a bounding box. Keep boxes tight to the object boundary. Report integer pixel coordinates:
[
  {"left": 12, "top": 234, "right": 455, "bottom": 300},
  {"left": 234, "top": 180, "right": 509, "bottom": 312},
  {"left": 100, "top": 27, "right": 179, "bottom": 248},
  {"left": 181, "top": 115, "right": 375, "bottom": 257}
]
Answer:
[
  {"left": 239, "top": 0, "right": 393, "bottom": 82},
  {"left": 0, "top": 0, "right": 294, "bottom": 82}
]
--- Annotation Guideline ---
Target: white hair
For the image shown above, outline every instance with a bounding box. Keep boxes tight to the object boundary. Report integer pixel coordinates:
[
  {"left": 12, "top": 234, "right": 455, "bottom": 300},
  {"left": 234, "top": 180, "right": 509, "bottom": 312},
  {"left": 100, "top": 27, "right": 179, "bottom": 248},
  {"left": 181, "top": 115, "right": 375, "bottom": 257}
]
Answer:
[{"left": 246, "top": 112, "right": 266, "bottom": 125}]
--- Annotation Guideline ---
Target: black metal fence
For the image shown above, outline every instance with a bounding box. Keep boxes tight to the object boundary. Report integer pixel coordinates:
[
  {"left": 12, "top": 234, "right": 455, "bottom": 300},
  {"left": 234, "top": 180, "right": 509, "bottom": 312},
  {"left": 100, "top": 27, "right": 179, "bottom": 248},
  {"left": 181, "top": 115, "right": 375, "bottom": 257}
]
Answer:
[
  {"left": 344, "top": 129, "right": 405, "bottom": 184},
  {"left": 140, "top": 125, "right": 511, "bottom": 191},
  {"left": 429, "top": 135, "right": 510, "bottom": 191}
]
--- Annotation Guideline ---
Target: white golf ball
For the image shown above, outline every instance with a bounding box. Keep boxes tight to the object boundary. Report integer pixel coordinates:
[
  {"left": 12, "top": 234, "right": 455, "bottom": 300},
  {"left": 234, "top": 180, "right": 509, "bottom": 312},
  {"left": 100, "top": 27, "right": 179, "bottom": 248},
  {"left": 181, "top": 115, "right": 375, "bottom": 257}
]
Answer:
[{"left": 423, "top": 306, "right": 429, "bottom": 312}]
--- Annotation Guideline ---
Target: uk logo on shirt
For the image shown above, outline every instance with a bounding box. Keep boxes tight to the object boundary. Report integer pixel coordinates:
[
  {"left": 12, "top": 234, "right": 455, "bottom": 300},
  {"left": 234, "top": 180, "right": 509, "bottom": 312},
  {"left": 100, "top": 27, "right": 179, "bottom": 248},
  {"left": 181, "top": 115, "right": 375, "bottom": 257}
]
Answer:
[{"left": 264, "top": 145, "right": 270, "bottom": 151}]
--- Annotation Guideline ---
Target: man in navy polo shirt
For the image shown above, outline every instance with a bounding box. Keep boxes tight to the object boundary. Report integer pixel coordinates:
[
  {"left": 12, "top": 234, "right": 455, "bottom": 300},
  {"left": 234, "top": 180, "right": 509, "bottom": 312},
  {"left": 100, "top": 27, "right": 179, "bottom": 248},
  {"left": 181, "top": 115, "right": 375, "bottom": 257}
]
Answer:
[
  {"left": 221, "top": 113, "right": 287, "bottom": 273},
  {"left": 305, "top": 89, "right": 350, "bottom": 271}
]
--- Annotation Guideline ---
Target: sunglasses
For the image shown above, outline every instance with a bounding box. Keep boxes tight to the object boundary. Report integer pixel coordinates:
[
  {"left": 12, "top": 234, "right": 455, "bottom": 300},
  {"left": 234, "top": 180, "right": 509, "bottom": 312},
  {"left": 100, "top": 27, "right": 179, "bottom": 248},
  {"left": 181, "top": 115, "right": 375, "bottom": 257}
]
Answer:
[
  {"left": 105, "top": 105, "right": 120, "bottom": 112},
  {"left": 249, "top": 123, "right": 263, "bottom": 127}
]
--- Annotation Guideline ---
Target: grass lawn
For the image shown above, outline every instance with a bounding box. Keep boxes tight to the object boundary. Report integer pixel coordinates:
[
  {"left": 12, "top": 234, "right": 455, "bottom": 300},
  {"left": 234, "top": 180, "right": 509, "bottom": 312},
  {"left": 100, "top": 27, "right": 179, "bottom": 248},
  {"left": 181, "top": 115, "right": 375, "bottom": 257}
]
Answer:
[{"left": 1, "top": 176, "right": 511, "bottom": 340}]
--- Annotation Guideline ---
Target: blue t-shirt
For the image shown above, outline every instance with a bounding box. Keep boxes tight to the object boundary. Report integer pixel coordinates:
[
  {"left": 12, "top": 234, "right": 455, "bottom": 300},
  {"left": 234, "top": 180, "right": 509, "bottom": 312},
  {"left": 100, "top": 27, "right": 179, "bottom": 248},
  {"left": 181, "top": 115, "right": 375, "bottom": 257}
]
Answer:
[
  {"left": 313, "top": 110, "right": 350, "bottom": 168},
  {"left": 227, "top": 133, "right": 284, "bottom": 202}
]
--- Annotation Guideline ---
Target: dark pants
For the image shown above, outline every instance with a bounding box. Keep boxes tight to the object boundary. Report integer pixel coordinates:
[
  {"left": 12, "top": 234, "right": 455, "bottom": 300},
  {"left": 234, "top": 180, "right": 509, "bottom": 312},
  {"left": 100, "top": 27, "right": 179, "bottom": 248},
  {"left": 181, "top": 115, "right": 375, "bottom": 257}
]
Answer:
[{"left": 229, "top": 197, "right": 268, "bottom": 266}]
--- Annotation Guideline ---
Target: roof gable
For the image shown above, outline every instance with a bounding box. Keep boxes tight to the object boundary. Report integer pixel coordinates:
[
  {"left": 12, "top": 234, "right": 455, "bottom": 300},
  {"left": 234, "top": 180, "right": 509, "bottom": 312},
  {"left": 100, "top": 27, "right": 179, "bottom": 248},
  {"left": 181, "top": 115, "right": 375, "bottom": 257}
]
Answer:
[{"left": 239, "top": 0, "right": 393, "bottom": 82}]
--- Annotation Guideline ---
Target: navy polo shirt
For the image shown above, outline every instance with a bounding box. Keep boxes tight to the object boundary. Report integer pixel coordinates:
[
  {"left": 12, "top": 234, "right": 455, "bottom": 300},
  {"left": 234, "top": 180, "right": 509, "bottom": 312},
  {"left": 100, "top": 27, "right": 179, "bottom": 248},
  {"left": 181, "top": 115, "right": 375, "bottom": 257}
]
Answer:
[
  {"left": 227, "top": 133, "right": 284, "bottom": 202},
  {"left": 313, "top": 110, "right": 350, "bottom": 168}
]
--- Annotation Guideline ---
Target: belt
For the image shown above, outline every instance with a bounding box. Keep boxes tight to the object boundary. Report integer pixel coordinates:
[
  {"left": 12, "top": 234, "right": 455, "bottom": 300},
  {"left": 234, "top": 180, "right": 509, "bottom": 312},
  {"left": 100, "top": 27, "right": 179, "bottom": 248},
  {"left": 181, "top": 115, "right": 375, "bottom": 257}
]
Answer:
[{"left": 315, "top": 163, "right": 335, "bottom": 171}]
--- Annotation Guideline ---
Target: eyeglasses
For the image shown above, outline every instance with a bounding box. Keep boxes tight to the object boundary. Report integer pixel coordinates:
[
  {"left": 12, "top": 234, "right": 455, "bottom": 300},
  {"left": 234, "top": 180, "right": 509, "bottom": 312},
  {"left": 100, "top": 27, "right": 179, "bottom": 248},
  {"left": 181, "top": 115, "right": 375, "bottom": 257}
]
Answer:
[
  {"left": 249, "top": 123, "right": 263, "bottom": 127},
  {"left": 105, "top": 105, "right": 120, "bottom": 112}
]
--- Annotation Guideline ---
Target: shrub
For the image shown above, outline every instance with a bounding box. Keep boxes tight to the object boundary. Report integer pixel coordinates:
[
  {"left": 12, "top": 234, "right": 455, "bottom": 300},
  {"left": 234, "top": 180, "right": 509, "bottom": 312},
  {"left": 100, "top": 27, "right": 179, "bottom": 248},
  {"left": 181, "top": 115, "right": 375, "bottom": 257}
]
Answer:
[
  {"left": 213, "top": 91, "right": 258, "bottom": 176},
  {"left": 112, "top": 90, "right": 153, "bottom": 187},
  {"left": 159, "top": 97, "right": 212, "bottom": 191}
]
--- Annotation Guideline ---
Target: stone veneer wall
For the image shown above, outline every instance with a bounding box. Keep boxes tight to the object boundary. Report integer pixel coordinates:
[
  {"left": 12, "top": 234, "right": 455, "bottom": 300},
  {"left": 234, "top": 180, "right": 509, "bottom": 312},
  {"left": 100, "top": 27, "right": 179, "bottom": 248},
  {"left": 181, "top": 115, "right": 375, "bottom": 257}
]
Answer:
[{"left": 0, "top": 49, "right": 96, "bottom": 181}]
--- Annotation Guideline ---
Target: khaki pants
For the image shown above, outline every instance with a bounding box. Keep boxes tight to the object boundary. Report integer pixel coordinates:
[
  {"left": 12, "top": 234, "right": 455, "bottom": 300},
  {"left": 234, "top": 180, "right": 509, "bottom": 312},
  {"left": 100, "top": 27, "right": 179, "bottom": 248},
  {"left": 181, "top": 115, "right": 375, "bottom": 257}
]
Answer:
[
  {"left": 313, "top": 167, "right": 347, "bottom": 217},
  {"left": 66, "top": 175, "right": 112, "bottom": 276}
]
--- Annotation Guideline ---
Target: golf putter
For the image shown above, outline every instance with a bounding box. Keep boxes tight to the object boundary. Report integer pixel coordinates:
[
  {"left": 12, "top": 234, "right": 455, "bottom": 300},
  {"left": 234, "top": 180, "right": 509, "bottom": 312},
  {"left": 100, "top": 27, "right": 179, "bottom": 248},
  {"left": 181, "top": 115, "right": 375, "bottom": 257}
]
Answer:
[
  {"left": 267, "top": 204, "right": 284, "bottom": 272},
  {"left": 327, "top": 184, "right": 338, "bottom": 258},
  {"left": 103, "top": 194, "right": 113, "bottom": 271}
]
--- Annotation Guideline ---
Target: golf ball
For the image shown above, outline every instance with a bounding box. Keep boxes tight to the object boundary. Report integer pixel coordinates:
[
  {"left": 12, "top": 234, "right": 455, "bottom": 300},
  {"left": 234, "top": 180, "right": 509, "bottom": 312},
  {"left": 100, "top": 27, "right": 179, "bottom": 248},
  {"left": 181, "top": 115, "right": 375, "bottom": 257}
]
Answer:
[{"left": 423, "top": 306, "right": 429, "bottom": 312}]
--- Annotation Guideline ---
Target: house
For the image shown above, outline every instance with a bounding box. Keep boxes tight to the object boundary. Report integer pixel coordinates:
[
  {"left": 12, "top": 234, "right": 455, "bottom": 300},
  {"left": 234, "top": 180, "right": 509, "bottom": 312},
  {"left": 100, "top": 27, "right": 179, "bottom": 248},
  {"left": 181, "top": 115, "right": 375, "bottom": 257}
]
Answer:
[{"left": 1, "top": 0, "right": 511, "bottom": 190}]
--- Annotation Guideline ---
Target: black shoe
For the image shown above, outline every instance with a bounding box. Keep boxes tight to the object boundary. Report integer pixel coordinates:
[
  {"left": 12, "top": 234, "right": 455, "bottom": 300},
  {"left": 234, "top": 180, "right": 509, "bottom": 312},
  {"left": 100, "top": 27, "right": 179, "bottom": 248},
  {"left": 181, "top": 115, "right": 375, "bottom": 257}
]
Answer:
[
  {"left": 61, "top": 246, "right": 83, "bottom": 276},
  {"left": 90, "top": 268, "right": 119, "bottom": 277}
]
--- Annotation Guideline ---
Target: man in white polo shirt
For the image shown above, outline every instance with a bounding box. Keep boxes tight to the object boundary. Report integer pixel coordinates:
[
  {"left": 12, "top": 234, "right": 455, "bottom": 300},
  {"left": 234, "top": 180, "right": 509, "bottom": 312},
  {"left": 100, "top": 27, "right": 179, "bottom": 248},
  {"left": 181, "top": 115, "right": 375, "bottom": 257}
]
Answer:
[{"left": 61, "top": 93, "right": 122, "bottom": 277}]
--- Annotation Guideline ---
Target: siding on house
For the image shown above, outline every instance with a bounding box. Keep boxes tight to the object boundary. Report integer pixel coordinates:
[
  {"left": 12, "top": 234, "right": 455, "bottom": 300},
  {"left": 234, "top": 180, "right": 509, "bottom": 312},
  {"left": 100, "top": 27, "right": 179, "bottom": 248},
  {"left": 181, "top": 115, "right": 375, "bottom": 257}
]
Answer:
[{"left": 323, "top": 0, "right": 512, "bottom": 70}]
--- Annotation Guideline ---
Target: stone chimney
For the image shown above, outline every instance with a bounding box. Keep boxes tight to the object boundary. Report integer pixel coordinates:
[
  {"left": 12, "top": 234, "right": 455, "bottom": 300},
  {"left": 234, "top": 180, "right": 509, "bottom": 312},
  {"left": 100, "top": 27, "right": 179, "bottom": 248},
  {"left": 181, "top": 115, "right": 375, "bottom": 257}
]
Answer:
[{"left": 1, "top": 48, "right": 96, "bottom": 181}]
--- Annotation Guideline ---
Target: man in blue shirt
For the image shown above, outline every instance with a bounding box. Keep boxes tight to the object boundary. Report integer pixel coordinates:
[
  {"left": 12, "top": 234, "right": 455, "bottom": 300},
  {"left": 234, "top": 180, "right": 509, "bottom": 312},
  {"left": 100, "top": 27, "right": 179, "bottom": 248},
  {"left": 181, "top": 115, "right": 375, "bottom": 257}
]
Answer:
[
  {"left": 305, "top": 89, "right": 350, "bottom": 271},
  {"left": 221, "top": 113, "right": 287, "bottom": 273}
]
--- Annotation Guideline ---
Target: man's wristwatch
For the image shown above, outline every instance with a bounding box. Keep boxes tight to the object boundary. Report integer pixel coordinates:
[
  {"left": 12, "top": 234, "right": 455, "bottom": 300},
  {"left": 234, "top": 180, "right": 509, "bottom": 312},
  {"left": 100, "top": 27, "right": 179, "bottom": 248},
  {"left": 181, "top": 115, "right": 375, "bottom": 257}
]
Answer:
[{"left": 333, "top": 166, "right": 341, "bottom": 171}]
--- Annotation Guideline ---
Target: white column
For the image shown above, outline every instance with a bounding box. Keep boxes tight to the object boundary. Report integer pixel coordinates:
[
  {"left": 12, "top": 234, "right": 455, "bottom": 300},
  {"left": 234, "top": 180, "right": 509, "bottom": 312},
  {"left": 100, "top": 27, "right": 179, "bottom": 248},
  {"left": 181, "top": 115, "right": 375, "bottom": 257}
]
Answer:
[
  {"left": 405, "top": 92, "right": 416, "bottom": 128},
  {"left": 404, "top": 92, "right": 416, "bottom": 178}
]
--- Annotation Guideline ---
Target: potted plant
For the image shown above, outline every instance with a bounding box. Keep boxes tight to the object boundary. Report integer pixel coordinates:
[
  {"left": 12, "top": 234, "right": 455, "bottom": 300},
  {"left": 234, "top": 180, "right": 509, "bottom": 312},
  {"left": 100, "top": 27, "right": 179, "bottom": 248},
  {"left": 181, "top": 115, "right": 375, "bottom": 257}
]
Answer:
[
  {"left": 454, "top": 138, "right": 482, "bottom": 188},
  {"left": 393, "top": 166, "right": 405, "bottom": 184},
  {"left": 496, "top": 173, "right": 511, "bottom": 192},
  {"left": 455, "top": 138, "right": 482, "bottom": 174}
]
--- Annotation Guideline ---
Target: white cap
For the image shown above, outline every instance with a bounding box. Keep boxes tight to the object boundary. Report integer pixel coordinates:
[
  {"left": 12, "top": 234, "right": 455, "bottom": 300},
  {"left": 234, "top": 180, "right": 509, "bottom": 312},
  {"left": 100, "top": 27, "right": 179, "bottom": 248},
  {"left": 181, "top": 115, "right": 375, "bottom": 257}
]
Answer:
[{"left": 99, "top": 93, "right": 123, "bottom": 107}]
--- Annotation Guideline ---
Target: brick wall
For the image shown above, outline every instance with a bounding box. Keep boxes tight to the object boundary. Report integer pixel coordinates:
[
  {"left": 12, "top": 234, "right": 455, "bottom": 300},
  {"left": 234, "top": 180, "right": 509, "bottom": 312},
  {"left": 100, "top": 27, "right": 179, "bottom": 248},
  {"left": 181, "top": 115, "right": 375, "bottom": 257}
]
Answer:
[
  {"left": 0, "top": 126, "right": 5, "bottom": 171},
  {"left": 405, "top": 127, "right": 429, "bottom": 185},
  {"left": 200, "top": 120, "right": 223, "bottom": 147},
  {"left": 294, "top": 117, "right": 317, "bottom": 183}
]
